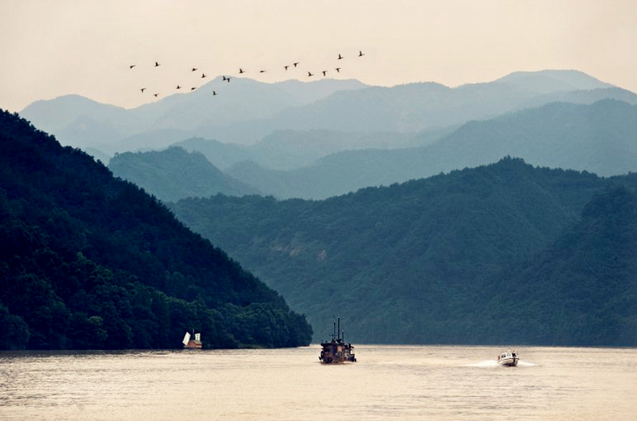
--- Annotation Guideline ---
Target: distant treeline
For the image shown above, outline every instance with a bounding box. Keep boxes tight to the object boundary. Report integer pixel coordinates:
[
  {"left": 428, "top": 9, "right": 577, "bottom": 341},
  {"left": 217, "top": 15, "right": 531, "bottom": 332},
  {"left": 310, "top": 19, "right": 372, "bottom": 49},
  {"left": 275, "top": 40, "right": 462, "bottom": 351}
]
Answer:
[{"left": 0, "top": 110, "right": 312, "bottom": 350}]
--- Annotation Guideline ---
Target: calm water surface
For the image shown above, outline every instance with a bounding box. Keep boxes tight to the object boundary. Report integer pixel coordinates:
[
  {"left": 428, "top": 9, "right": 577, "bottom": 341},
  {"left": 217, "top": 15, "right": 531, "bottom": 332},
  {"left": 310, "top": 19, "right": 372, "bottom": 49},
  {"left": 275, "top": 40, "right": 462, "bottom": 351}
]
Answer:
[{"left": 1, "top": 345, "right": 635, "bottom": 421}]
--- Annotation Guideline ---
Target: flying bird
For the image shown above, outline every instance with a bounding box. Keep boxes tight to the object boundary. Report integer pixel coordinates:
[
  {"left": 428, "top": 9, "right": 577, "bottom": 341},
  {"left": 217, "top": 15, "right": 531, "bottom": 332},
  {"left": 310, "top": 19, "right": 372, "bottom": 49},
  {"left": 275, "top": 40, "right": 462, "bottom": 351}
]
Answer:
[
  {"left": 201, "top": 73, "right": 207, "bottom": 78},
  {"left": 140, "top": 88, "right": 146, "bottom": 93},
  {"left": 176, "top": 85, "right": 181, "bottom": 89},
  {"left": 293, "top": 62, "right": 299, "bottom": 67},
  {"left": 192, "top": 68, "right": 198, "bottom": 72},
  {"left": 129, "top": 65, "right": 136, "bottom": 69},
  {"left": 338, "top": 54, "right": 343, "bottom": 60},
  {"left": 358, "top": 50, "right": 364, "bottom": 57},
  {"left": 154, "top": 93, "right": 159, "bottom": 97},
  {"left": 239, "top": 68, "right": 245, "bottom": 74},
  {"left": 222, "top": 76, "right": 232, "bottom": 82},
  {"left": 155, "top": 61, "right": 160, "bottom": 67},
  {"left": 322, "top": 70, "right": 327, "bottom": 76},
  {"left": 259, "top": 70, "right": 266, "bottom": 73},
  {"left": 213, "top": 90, "right": 217, "bottom": 96},
  {"left": 191, "top": 87, "right": 197, "bottom": 91},
  {"left": 284, "top": 65, "right": 289, "bottom": 71},
  {"left": 335, "top": 67, "right": 341, "bottom": 73},
  {"left": 307, "top": 71, "right": 314, "bottom": 77}
]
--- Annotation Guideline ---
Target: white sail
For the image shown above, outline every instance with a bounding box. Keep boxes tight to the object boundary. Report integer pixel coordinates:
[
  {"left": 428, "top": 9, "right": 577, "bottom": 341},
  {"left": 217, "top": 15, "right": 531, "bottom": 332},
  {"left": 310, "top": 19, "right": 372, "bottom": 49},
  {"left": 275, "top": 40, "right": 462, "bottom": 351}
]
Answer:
[
  {"left": 194, "top": 333, "right": 201, "bottom": 342},
  {"left": 182, "top": 332, "right": 191, "bottom": 346}
]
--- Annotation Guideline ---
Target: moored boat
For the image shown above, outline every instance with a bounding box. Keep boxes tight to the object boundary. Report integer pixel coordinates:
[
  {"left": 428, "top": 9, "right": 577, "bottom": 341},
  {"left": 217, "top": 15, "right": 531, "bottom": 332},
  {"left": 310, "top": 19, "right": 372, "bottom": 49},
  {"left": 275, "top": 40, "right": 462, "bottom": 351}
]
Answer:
[
  {"left": 497, "top": 349, "right": 519, "bottom": 366},
  {"left": 319, "top": 317, "right": 356, "bottom": 364}
]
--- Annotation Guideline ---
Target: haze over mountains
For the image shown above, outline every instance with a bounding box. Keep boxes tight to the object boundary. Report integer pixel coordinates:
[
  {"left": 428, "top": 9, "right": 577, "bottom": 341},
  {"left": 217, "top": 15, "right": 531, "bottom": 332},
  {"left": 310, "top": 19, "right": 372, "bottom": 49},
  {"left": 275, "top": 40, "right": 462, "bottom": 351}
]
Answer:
[
  {"left": 21, "top": 70, "right": 636, "bottom": 158},
  {"left": 109, "top": 98, "right": 636, "bottom": 201}
]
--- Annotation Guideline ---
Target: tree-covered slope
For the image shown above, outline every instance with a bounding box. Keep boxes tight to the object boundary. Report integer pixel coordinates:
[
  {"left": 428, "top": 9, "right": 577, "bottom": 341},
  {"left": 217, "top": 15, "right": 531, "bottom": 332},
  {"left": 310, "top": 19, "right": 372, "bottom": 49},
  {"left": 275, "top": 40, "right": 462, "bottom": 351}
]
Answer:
[
  {"left": 0, "top": 110, "right": 312, "bottom": 350},
  {"left": 108, "top": 147, "right": 260, "bottom": 202},
  {"left": 482, "top": 185, "right": 637, "bottom": 346},
  {"left": 170, "top": 158, "right": 636, "bottom": 345}
]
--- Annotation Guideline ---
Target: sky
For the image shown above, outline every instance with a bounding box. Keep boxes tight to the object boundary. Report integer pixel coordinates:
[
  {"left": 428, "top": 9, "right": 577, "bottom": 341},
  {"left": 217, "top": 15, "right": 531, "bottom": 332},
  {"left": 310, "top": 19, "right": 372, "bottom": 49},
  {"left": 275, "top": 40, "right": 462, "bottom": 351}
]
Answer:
[{"left": 0, "top": 0, "right": 635, "bottom": 112}]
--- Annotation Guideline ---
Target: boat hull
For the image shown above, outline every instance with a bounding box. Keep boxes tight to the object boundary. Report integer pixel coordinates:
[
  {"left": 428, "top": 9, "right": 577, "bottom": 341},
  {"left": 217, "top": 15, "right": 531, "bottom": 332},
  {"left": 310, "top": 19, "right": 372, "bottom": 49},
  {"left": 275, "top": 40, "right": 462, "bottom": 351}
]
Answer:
[
  {"left": 319, "top": 341, "right": 356, "bottom": 364},
  {"left": 184, "top": 340, "right": 202, "bottom": 349},
  {"left": 497, "top": 356, "right": 519, "bottom": 367},
  {"left": 319, "top": 354, "right": 357, "bottom": 364}
]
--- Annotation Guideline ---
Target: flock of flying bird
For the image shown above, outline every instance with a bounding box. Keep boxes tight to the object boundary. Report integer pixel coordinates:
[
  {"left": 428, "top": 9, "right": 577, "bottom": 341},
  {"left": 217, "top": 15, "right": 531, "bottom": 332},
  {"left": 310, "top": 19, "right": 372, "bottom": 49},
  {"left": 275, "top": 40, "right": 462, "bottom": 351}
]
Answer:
[{"left": 129, "top": 50, "right": 365, "bottom": 98}]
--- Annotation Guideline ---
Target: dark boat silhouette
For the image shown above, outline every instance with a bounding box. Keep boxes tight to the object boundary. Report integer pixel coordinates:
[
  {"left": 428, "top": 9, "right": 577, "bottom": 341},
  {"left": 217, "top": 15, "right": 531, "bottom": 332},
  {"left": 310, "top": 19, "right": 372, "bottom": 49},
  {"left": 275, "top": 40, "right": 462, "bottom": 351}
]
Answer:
[{"left": 319, "top": 317, "right": 356, "bottom": 364}]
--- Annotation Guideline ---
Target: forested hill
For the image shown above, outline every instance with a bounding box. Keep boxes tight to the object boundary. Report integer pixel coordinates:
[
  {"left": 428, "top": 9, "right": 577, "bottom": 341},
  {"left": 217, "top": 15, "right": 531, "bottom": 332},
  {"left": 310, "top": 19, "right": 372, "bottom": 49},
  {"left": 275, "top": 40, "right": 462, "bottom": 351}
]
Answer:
[
  {"left": 483, "top": 185, "right": 637, "bottom": 345},
  {"left": 0, "top": 110, "right": 312, "bottom": 350},
  {"left": 108, "top": 147, "right": 260, "bottom": 202},
  {"left": 170, "top": 158, "right": 637, "bottom": 346}
]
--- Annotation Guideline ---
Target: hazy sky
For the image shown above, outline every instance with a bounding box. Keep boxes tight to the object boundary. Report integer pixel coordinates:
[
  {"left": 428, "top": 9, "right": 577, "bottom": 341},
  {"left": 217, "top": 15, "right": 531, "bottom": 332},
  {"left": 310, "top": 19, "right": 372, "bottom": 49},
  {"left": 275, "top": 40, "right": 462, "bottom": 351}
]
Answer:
[{"left": 1, "top": 0, "right": 635, "bottom": 112}]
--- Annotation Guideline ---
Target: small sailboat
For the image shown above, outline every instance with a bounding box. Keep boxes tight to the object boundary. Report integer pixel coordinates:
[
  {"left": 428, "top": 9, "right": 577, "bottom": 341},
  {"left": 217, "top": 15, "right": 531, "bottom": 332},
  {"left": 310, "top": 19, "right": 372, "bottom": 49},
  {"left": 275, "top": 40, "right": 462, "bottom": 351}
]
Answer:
[{"left": 182, "top": 330, "right": 202, "bottom": 349}]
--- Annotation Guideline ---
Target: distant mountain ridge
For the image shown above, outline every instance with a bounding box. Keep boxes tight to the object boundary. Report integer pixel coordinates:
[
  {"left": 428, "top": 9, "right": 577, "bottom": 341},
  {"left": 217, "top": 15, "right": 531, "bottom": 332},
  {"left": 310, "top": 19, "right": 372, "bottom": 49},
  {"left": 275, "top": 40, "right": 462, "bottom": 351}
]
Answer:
[
  {"left": 225, "top": 99, "right": 637, "bottom": 199},
  {"left": 20, "top": 77, "right": 368, "bottom": 152},
  {"left": 19, "top": 70, "right": 636, "bottom": 156}
]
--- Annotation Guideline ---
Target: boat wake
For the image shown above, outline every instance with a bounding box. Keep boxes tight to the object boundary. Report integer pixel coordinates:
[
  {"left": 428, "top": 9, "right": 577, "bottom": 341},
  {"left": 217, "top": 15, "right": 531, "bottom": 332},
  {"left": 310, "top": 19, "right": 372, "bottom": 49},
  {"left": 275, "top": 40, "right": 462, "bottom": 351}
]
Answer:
[
  {"left": 465, "top": 360, "right": 499, "bottom": 367},
  {"left": 464, "top": 360, "right": 536, "bottom": 367}
]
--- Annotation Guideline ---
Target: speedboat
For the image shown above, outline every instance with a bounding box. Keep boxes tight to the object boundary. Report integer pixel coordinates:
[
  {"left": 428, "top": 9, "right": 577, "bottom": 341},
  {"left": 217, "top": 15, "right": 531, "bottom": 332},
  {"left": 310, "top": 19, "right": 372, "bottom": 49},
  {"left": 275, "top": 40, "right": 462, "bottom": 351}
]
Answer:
[{"left": 497, "top": 350, "right": 519, "bottom": 366}]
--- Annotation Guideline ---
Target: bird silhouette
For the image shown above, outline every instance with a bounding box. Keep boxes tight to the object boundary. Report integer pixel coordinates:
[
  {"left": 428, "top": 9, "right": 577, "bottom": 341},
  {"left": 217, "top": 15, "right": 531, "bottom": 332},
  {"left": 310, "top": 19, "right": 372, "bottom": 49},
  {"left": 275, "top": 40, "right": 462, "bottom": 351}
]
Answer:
[
  {"left": 284, "top": 65, "right": 289, "bottom": 71},
  {"left": 155, "top": 61, "right": 160, "bottom": 67},
  {"left": 335, "top": 67, "right": 341, "bottom": 73},
  {"left": 222, "top": 76, "right": 232, "bottom": 82},
  {"left": 191, "top": 87, "right": 196, "bottom": 91},
  {"left": 192, "top": 68, "right": 198, "bottom": 72},
  {"left": 293, "top": 62, "right": 299, "bottom": 67},
  {"left": 176, "top": 85, "right": 181, "bottom": 89},
  {"left": 239, "top": 68, "right": 245, "bottom": 74},
  {"left": 259, "top": 70, "right": 266, "bottom": 73},
  {"left": 322, "top": 70, "right": 327, "bottom": 76},
  {"left": 140, "top": 88, "right": 146, "bottom": 93},
  {"left": 201, "top": 73, "right": 207, "bottom": 78},
  {"left": 338, "top": 54, "right": 343, "bottom": 60},
  {"left": 213, "top": 90, "right": 217, "bottom": 96},
  {"left": 129, "top": 65, "right": 136, "bottom": 69},
  {"left": 308, "top": 71, "right": 314, "bottom": 77},
  {"left": 154, "top": 93, "right": 159, "bottom": 97},
  {"left": 358, "top": 50, "right": 364, "bottom": 57}
]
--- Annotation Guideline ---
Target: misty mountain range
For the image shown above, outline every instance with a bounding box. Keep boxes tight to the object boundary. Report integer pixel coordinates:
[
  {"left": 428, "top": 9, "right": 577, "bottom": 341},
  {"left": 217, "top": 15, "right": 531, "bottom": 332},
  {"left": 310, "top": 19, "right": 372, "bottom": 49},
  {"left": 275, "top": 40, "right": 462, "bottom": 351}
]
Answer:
[
  {"left": 108, "top": 98, "right": 636, "bottom": 201},
  {"left": 21, "top": 70, "right": 637, "bottom": 158}
]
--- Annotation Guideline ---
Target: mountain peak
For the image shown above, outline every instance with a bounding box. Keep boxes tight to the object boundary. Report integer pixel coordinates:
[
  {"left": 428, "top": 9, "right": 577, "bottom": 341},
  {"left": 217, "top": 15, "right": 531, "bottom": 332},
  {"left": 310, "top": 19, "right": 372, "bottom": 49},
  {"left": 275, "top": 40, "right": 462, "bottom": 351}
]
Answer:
[{"left": 495, "top": 69, "right": 614, "bottom": 93}]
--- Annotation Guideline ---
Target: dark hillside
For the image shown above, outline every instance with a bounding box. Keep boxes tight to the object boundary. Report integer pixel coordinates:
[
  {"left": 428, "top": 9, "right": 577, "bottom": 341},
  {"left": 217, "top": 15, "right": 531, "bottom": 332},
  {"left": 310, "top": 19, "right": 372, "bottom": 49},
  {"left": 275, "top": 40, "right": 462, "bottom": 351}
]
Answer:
[
  {"left": 483, "top": 185, "right": 637, "bottom": 345},
  {"left": 0, "top": 110, "right": 312, "bottom": 350}
]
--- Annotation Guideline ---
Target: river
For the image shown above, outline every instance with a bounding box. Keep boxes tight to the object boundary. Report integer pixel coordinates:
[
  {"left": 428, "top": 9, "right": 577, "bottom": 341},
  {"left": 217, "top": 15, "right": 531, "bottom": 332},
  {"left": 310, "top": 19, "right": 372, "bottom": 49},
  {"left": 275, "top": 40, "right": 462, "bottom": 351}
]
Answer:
[{"left": 1, "top": 345, "right": 635, "bottom": 420}]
